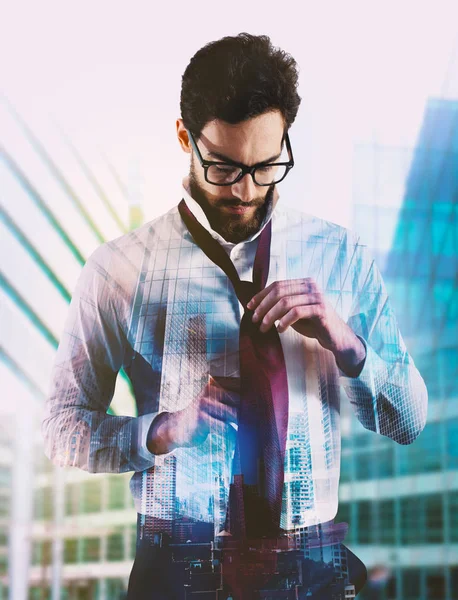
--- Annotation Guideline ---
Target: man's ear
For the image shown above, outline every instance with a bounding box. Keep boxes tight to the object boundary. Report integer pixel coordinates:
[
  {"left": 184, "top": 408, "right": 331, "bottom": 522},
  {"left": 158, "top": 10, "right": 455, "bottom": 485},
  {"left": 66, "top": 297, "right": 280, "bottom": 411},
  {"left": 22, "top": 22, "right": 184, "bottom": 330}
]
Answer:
[{"left": 176, "top": 119, "right": 192, "bottom": 154}]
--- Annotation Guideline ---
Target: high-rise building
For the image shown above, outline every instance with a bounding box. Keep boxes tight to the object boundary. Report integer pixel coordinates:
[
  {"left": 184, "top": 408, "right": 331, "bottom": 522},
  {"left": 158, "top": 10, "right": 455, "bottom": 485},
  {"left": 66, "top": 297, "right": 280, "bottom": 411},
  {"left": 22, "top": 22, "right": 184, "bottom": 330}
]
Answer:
[
  {"left": 284, "top": 412, "right": 314, "bottom": 526},
  {"left": 337, "top": 97, "right": 458, "bottom": 599},
  {"left": 141, "top": 454, "right": 177, "bottom": 539},
  {"left": 0, "top": 101, "right": 140, "bottom": 599}
]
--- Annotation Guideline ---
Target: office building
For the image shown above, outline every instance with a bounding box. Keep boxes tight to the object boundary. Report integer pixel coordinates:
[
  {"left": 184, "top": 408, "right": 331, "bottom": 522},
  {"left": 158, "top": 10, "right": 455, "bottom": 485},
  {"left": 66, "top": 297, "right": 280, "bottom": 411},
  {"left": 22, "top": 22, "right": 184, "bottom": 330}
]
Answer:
[{"left": 337, "top": 97, "right": 458, "bottom": 599}]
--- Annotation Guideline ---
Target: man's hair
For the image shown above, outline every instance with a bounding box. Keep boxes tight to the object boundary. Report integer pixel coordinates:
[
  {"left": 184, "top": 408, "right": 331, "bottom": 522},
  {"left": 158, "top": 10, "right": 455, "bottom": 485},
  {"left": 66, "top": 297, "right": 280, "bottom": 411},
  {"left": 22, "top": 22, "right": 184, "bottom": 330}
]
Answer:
[{"left": 180, "top": 32, "right": 301, "bottom": 138}]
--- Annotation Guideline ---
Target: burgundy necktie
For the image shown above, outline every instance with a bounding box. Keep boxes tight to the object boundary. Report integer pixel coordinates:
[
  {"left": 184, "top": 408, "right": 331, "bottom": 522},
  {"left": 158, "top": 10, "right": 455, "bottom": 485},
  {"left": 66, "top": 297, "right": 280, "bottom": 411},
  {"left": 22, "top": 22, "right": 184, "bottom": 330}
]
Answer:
[{"left": 178, "top": 199, "right": 289, "bottom": 539}]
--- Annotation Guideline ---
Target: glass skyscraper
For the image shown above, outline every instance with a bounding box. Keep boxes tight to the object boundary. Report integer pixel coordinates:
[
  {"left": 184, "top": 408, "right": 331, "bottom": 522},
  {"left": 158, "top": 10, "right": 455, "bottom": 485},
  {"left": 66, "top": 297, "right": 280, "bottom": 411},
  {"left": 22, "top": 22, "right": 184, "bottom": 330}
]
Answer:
[
  {"left": 338, "top": 97, "right": 457, "bottom": 600},
  {"left": 0, "top": 101, "right": 140, "bottom": 599}
]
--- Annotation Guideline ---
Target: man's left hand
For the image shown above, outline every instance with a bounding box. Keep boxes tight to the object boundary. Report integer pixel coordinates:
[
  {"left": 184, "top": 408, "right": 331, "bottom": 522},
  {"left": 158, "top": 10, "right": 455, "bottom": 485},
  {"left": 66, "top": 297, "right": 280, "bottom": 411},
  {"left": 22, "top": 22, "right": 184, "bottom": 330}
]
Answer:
[{"left": 247, "top": 278, "right": 366, "bottom": 378}]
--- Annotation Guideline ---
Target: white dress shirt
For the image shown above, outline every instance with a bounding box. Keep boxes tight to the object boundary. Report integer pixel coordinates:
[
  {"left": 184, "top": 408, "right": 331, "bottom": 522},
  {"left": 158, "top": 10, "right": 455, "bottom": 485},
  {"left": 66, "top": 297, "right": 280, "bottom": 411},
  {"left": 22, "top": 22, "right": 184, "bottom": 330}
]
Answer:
[{"left": 42, "top": 180, "right": 428, "bottom": 530}]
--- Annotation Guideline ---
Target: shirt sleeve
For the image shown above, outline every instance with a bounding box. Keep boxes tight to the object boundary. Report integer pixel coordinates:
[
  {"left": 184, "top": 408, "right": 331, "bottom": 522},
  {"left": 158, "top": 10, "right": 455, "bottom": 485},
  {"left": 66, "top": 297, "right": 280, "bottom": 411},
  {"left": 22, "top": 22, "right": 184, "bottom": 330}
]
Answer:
[
  {"left": 41, "top": 245, "right": 159, "bottom": 473},
  {"left": 338, "top": 240, "right": 428, "bottom": 445}
]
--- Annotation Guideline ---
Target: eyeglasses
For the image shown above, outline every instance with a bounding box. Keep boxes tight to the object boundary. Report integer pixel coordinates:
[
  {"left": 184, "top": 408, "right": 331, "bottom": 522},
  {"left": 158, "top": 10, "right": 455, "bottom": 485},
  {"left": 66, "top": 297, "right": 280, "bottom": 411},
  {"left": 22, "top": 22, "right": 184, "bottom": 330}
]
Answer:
[{"left": 187, "top": 129, "right": 294, "bottom": 186}]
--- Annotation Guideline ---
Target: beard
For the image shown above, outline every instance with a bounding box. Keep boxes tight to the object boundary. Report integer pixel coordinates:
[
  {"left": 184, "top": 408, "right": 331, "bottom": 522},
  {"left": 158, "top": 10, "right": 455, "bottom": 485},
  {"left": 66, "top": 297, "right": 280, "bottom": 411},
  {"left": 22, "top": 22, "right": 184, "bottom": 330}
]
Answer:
[{"left": 189, "top": 161, "right": 275, "bottom": 244}]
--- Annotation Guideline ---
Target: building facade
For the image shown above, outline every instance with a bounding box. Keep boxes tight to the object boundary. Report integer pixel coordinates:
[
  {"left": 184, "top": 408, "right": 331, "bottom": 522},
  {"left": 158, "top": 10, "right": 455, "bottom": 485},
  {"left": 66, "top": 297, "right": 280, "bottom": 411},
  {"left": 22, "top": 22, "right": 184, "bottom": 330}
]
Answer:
[{"left": 337, "top": 98, "right": 458, "bottom": 600}]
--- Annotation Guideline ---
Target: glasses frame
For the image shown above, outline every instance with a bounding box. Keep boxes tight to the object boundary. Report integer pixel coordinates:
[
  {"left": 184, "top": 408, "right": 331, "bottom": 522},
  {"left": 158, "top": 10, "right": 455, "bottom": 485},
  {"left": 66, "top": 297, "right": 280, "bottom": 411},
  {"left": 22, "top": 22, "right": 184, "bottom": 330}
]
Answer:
[{"left": 187, "top": 129, "right": 295, "bottom": 187}]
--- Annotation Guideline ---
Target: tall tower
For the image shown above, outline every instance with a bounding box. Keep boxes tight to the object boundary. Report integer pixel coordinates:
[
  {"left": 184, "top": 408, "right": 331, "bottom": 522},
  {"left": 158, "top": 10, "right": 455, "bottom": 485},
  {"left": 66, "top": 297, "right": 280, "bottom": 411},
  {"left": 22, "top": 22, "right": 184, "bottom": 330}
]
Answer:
[
  {"left": 339, "top": 98, "right": 458, "bottom": 599},
  {"left": 141, "top": 454, "right": 177, "bottom": 540}
]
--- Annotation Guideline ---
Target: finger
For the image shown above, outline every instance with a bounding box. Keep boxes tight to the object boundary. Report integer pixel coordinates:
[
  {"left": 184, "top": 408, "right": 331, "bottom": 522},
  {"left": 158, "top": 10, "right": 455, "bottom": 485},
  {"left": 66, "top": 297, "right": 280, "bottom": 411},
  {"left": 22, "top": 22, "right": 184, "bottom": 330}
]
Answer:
[
  {"left": 255, "top": 294, "right": 317, "bottom": 333},
  {"left": 208, "top": 375, "right": 241, "bottom": 393},
  {"left": 207, "top": 378, "right": 240, "bottom": 406},
  {"left": 202, "top": 396, "right": 238, "bottom": 424},
  {"left": 205, "top": 413, "right": 237, "bottom": 431},
  {"left": 203, "top": 387, "right": 240, "bottom": 411},
  {"left": 246, "top": 282, "right": 274, "bottom": 309},
  {"left": 277, "top": 303, "right": 324, "bottom": 333},
  {"left": 256, "top": 291, "right": 322, "bottom": 333},
  {"left": 247, "top": 278, "right": 317, "bottom": 311},
  {"left": 251, "top": 281, "right": 319, "bottom": 324}
]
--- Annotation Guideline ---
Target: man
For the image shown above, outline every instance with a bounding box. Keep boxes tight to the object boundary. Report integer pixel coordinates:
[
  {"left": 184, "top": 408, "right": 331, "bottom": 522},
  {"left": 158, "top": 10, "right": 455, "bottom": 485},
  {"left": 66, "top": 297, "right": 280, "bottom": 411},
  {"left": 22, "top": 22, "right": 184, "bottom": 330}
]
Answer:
[{"left": 42, "top": 33, "right": 428, "bottom": 599}]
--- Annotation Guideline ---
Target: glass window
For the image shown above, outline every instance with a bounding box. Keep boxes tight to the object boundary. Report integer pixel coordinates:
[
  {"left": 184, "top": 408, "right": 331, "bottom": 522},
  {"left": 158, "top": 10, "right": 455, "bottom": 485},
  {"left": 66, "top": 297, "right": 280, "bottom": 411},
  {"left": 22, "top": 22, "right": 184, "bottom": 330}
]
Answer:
[
  {"left": 447, "top": 418, "right": 458, "bottom": 470},
  {"left": 355, "top": 452, "right": 374, "bottom": 480},
  {"left": 65, "top": 483, "right": 80, "bottom": 516},
  {"left": 425, "top": 495, "right": 444, "bottom": 543},
  {"left": 107, "top": 530, "right": 124, "bottom": 561},
  {"left": 33, "top": 490, "right": 43, "bottom": 520},
  {"left": 0, "top": 529, "right": 8, "bottom": 546},
  {"left": 416, "top": 422, "right": 443, "bottom": 472},
  {"left": 357, "top": 501, "right": 373, "bottom": 544},
  {"left": 378, "top": 499, "right": 395, "bottom": 545},
  {"left": 0, "top": 555, "right": 6, "bottom": 576},
  {"left": 0, "top": 468, "right": 11, "bottom": 486},
  {"left": 339, "top": 451, "right": 352, "bottom": 482},
  {"left": 402, "top": 569, "right": 420, "bottom": 600},
  {"left": 31, "top": 540, "right": 51, "bottom": 567},
  {"left": 353, "top": 434, "right": 371, "bottom": 449},
  {"left": 426, "top": 570, "right": 445, "bottom": 600},
  {"left": 0, "top": 496, "right": 9, "bottom": 518},
  {"left": 64, "top": 539, "right": 78, "bottom": 563},
  {"left": 108, "top": 476, "right": 125, "bottom": 510},
  {"left": 400, "top": 496, "right": 424, "bottom": 545},
  {"left": 451, "top": 566, "right": 458, "bottom": 599},
  {"left": 376, "top": 446, "right": 394, "bottom": 478},
  {"left": 33, "top": 487, "right": 53, "bottom": 520},
  {"left": 81, "top": 480, "right": 101, "bottom": 513},
  {"left": 29, "top": 587, "right": 47, "bottom": 600},
  {"left": 449, "top": 491, "right": 458, "bottom": 543},
  {"left": 81, "top": 537, "right": 100, "bottom": 562},
  {"left": 31, "top": 541, "right": 41, "bottom": 566},
  {"left": 106, "top": 578, "right": 127, "bottom": 597},
  {"left": 336, "top": 502, "right": 350, "bottom": 526}
]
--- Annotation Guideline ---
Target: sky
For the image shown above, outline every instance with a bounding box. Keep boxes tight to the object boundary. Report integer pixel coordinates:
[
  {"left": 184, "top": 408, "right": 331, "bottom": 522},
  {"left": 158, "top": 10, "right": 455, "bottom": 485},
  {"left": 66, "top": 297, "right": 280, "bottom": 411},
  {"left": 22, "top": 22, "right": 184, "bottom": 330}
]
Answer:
[{"left": 1, "top": 0, "right": 457, "bottom": 228}]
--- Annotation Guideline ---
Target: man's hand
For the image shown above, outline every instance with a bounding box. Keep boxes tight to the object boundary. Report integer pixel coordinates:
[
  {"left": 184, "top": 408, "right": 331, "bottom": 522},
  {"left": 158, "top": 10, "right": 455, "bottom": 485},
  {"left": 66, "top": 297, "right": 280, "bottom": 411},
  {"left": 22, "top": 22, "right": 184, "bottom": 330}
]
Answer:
[
  {"left": 147, "top": 376, "right": 239, "bottom": 455},
  {"left": 247, "top": 278, "right": 366, "bottom": 377}
]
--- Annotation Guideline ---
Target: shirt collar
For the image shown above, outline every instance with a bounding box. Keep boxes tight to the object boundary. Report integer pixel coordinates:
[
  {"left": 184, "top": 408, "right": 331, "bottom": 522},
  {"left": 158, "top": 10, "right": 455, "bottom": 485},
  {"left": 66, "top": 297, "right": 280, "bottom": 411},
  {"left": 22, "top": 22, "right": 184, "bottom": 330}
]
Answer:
[{"left": 181, "top": 176, "right": 278, "bottom": 248}]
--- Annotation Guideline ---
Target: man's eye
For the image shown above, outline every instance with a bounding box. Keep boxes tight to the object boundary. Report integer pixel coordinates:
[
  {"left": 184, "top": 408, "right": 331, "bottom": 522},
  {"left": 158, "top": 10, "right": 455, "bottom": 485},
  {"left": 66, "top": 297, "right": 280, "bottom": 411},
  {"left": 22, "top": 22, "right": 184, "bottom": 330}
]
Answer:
[
  {"left": 257, "top": 165, "right": 275, "bottom": 173},
  {"left": 216, "top": 166, "right": 237, "bottom": 173}
]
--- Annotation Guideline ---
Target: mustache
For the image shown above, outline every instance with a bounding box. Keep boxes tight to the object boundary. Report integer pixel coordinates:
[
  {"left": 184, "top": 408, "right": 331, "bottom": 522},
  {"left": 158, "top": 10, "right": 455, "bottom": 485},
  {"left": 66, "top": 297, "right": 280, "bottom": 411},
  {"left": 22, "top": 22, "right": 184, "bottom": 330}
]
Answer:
[{"left": 216, "top": 199, "right": 264, "bottom": 208}]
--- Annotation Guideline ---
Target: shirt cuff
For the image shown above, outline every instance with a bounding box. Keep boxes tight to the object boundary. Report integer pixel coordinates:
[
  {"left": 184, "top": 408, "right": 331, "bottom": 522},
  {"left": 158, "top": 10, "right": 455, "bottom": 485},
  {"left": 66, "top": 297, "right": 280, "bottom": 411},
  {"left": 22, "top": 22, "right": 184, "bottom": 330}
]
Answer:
[
  {"left": 338, "top": 335, "right": 387, "bottom": 383},
  {"left": 134, "top": 412, "right": 161, "bottom": 469},
  {"left": 338, "top": 336, "right": 389, "bottom": 430}
]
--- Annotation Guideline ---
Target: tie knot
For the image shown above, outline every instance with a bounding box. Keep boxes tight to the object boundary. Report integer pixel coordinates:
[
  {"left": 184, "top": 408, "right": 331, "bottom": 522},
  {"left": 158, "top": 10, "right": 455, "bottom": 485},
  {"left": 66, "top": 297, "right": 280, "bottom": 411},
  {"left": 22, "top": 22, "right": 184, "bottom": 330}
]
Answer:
[{"left": 237, "top": 280, "right": 258, "bottom": 309}]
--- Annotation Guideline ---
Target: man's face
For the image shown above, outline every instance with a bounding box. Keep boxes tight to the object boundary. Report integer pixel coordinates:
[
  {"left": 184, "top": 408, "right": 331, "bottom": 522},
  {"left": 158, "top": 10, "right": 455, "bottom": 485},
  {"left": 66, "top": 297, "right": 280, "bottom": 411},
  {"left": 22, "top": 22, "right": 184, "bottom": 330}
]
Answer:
[{"left": 177, "top": 110, "right": 285, "bottom": 244}]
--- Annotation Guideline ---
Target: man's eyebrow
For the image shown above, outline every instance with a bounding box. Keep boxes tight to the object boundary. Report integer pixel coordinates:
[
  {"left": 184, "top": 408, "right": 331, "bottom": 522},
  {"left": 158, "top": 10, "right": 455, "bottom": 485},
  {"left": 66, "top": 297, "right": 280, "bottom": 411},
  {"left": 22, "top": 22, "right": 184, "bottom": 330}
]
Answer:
[{"left": 206, "top": 149, "right": 282, "bottom": 164}]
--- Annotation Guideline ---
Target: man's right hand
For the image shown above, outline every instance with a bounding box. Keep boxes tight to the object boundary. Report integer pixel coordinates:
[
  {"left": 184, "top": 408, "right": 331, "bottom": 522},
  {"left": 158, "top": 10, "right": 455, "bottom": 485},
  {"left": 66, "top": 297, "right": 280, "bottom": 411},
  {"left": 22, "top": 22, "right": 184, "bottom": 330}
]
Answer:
[{"left": 146, "top": 376, "right": 239, "bottom": 455}]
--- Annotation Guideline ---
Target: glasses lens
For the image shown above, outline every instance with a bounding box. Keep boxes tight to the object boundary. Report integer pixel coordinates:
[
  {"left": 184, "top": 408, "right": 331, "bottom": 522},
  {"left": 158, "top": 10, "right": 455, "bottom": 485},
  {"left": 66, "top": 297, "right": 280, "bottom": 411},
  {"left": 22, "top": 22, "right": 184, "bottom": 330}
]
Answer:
[
  {"left": 207, "top": 165, "right": 242, "bottom": 185},
  {"left": 253, "top": 165, "right": 288, "bottom": 185}
]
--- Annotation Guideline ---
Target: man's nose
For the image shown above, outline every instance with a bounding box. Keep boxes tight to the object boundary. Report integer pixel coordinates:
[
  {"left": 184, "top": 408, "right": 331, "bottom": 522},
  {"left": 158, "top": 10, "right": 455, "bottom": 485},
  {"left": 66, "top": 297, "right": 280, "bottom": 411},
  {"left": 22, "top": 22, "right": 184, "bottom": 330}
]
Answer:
[{"left": 230, "top": 173, "right": 258, "bottom": 203}]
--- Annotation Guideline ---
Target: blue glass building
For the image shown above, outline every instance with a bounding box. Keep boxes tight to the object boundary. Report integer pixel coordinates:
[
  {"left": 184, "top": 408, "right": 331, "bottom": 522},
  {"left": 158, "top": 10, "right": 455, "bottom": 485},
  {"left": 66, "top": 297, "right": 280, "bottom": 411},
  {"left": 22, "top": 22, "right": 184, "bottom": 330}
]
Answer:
[{"left": 338, "top": 98, "right": 458, "bottom": 600}]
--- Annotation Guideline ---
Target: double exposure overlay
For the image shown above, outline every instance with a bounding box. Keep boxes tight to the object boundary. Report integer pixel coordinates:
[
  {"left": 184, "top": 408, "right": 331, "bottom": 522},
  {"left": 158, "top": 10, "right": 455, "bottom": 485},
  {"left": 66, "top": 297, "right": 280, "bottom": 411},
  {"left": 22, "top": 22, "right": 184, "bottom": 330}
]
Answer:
[
  {"left": 0, "top": 17, "right": 456, "bottom": 600},
  {"left": 40, "top": 175, "right": 427, "bottom": 598}
]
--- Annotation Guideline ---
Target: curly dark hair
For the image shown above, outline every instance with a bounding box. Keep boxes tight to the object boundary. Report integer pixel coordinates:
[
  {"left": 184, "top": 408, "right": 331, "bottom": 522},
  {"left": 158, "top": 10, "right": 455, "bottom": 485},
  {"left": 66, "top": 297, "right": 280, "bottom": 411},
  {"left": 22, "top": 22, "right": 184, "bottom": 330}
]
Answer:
[{"left": 180, "top": 33, "right": 301, "bottom": 138}]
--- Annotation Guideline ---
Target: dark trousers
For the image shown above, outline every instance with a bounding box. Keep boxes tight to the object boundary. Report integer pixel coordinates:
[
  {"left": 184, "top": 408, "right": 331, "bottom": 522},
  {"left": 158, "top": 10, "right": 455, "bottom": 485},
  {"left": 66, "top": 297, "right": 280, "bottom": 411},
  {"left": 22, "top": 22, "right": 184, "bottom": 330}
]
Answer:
[{"left": 127, "top": 517, "right": 367, "bottom": 600}]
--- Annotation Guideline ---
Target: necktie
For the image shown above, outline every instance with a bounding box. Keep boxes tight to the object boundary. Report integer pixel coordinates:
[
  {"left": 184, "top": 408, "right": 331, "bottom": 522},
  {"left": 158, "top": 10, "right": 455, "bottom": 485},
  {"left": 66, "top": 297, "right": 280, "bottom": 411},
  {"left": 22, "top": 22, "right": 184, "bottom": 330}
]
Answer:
[{"left": 178, "top": 199, "right": 289, "bottom": 539}]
